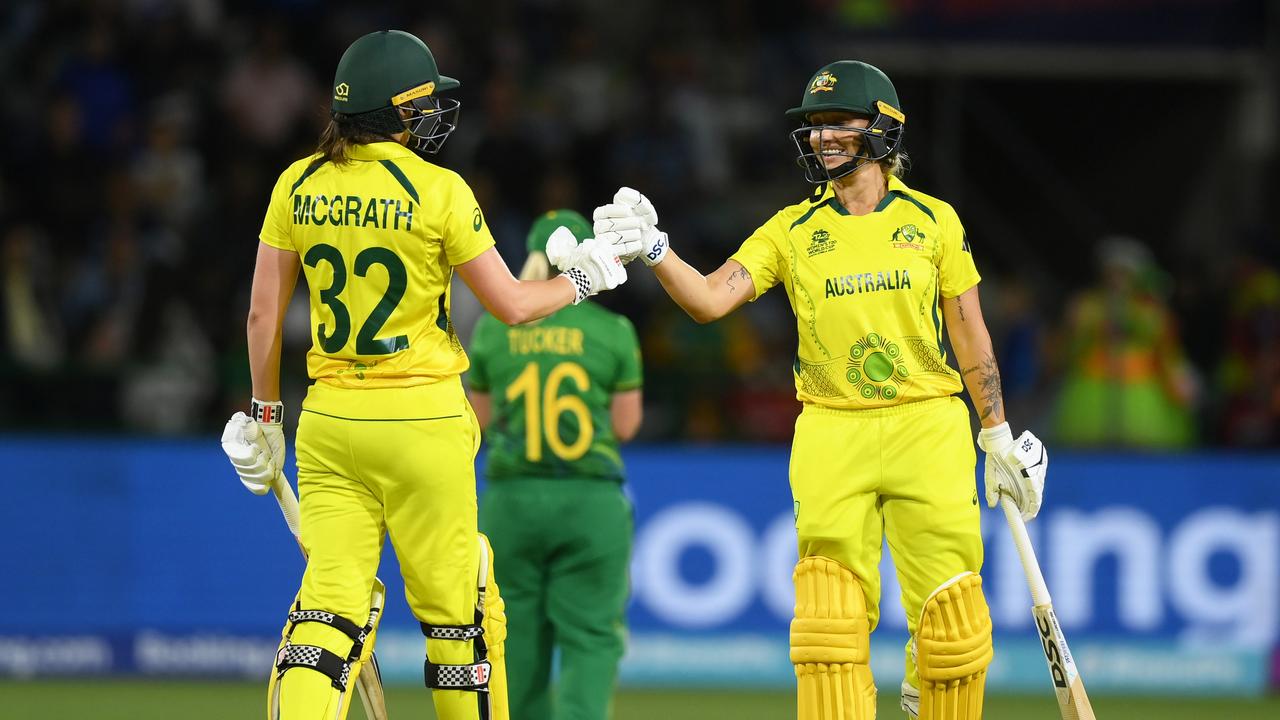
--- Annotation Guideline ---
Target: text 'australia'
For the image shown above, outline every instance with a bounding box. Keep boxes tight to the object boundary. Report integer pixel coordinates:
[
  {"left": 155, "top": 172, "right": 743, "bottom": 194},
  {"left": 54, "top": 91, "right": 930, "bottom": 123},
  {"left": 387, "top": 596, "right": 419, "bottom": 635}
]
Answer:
[
  {"left": 294, "top": 194, "right": 414, "bottom": 231},
  {"left": 824, "top": 269, "right": 912, "bottom": 298}
]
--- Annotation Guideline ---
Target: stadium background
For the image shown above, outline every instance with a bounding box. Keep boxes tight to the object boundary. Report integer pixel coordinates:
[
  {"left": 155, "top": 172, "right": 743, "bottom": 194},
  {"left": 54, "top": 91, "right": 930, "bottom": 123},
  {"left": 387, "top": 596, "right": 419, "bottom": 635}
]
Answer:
[{"left": 2, "top": 0, "right": 1278, "bottom": 718}]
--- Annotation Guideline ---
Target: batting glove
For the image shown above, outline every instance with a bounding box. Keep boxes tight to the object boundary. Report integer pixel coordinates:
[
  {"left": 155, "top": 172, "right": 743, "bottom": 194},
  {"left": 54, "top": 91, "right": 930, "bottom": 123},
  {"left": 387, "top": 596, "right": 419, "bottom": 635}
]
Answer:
[
  {"left": 977, "top": 422, "right": 1047, "bottom": 522},
  {"left": 221, "top": 411, "right": 276, "bottom": 495},
  {"left": 546, "top": 228, "right": 627, "bottom": 304},
  {"left": 594, "top": 187, "right": 668, "bottom": 267}
]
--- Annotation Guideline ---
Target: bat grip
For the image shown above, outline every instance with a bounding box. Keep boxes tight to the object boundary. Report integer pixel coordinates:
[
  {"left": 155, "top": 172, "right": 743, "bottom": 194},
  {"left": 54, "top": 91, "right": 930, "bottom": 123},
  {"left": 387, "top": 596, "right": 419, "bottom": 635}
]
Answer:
[
  {"left": 1000, "top": 496, "right": 1052, "bottom": 606},
  {"left": 271, "top": 471, "right": 302, "bottom": 540}
]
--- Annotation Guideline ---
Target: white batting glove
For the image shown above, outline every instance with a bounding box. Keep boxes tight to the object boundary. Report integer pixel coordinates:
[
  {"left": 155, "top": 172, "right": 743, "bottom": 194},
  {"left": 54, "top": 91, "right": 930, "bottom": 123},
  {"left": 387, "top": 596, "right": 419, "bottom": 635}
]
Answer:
[
  {"left": 545, "top": 225, "right": 585, "bottom": 270},
  {"left": 594, "top": 187, "right": 669, "bottom": 267},
  {"left": 978, "top": 422, "right": 1047, "bottom": 522},
  {"left": 554, "top": 235, "right": 627, "bottom": 304},
  {"left": 221, "top": 412, "right": 276, "bottom": 495}
]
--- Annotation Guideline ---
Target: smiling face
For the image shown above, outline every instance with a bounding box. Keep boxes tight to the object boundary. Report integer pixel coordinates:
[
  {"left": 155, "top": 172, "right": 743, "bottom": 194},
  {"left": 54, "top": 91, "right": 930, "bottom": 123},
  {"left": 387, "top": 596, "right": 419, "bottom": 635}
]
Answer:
[{"left": 806, "top": 111, "right": 872, "bottom": 170}]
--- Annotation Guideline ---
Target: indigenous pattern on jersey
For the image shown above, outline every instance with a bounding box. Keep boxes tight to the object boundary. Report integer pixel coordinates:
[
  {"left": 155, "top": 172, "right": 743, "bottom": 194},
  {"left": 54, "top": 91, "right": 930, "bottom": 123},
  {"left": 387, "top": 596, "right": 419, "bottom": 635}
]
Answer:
[
  {"left": 467, "top": 303, "right": 642, "bottom": 482},
  {"left": 260, "top": 141, "right": 494, "bottom": 388},
  {"left": 730, "top": 176, "right": 980, "bottom": 409}
]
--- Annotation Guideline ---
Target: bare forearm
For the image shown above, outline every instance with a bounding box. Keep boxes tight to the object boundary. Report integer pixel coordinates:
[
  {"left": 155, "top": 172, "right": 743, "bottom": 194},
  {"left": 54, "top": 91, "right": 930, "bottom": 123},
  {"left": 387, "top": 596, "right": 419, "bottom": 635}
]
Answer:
[
  {"left": 944, "top": 288, "right": 1006, "bottom": 427},
  {"left": 652, "top": 250, "right": 750, "bottom": 323},
  {"left": 457, "top": 249, "right": 576, "bottom": 326},
  {"left": 248, "top": 313, "right": 284, "bottom": 401},
  {"left": 958, "top": 345, "right": 1006, "bottom": 427},
  {"left": 502, "top": 276, "right": 576, "bottom": 325},
  {"left": 246, "top": 242, "right": 300, "bottom": 403}
]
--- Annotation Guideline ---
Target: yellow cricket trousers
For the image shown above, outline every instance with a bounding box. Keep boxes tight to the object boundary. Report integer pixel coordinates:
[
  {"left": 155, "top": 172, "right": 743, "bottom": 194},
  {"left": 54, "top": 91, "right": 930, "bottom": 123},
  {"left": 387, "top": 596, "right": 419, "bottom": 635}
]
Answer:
[
  {"left": 789, "top": 395, "right": 983, "bottom": 689},
  {"left": 289, "top": 377, "right": 484, "bottom": 719}
]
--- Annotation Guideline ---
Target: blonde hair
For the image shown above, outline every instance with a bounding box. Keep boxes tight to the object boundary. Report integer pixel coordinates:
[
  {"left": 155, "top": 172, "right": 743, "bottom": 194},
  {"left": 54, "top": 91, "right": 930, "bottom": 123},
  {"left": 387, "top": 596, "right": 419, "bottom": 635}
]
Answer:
[
  {"left": 518, "top": 251, "right": 552, "bottom": 281},
  {"left": 884, "top": 150, "right": 910, "bottom": 179}
]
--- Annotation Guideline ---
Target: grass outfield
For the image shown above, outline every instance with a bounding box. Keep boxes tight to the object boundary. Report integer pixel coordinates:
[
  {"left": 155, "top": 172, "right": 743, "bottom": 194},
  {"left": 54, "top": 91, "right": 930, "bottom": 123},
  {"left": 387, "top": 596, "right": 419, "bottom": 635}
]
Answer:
[{"left": 3, "top": 680, "right": 1278, "bottom": 719}]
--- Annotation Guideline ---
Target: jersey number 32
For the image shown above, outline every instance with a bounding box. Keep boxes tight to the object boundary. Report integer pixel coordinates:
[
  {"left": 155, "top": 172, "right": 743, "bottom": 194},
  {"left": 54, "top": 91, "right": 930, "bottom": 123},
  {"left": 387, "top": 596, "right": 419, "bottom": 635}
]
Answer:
[{"left": 305, "top": 243, "right": 410, "bottom": 355}]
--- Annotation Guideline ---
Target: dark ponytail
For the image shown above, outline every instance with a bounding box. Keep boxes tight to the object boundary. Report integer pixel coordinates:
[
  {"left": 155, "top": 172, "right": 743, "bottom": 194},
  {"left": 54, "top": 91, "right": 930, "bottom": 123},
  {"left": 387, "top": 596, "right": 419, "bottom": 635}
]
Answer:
[{"left": 314, "top": 110, "right": 402, "bottom": 165}]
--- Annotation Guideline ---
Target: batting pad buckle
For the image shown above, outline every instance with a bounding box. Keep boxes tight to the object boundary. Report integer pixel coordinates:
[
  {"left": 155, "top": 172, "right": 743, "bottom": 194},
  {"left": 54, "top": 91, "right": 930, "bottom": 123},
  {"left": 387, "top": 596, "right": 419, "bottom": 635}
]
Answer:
[
  {"left": 276, "top": 642, "right": 351, "bottom": 691},
  {"left": 424, "top": 659, "right": 492, "bottom": 691}
]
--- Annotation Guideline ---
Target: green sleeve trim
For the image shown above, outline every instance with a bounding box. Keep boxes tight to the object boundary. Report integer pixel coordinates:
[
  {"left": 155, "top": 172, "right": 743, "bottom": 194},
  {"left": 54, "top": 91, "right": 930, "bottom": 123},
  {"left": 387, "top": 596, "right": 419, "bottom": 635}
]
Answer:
[
  {"left": 378, "top": 159, "right": 420, "bottom": 204},
  {"left": 289, "top": 159, "right": 324, "bottom": 195},
  {"left": 613, "top": 380, "right": 643, "bottom": 392}
]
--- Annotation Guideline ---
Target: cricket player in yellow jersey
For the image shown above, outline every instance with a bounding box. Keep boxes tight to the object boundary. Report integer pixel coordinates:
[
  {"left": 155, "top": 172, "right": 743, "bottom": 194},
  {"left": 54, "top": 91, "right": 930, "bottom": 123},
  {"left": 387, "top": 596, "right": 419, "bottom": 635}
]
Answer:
[
  {"left": 226, "top": 30, "right": 627, "bottom": 720},
  {"left": 586, "top": 61, "right": 1049, "bottom": 719}
]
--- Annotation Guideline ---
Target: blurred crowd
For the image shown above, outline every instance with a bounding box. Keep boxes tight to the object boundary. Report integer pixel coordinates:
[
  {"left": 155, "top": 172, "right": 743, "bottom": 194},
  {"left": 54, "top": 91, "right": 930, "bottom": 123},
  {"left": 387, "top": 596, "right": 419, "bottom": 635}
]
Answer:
[{"left": 0, "top": 0, "right": 1276, "bottom": 448}]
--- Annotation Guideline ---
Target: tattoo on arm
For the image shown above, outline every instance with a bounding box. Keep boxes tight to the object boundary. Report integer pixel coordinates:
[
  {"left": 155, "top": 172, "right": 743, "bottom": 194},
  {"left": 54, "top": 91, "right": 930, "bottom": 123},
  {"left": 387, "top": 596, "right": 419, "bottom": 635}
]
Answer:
[
  {"left": 725, "top": 267, "right": 750, "bottom": 294},
  {"left": 956, "top": 299, "right": 966, "bottom": 322},
  {"left": 976, "top": 353, "right": 1003, "bottom": 421}
]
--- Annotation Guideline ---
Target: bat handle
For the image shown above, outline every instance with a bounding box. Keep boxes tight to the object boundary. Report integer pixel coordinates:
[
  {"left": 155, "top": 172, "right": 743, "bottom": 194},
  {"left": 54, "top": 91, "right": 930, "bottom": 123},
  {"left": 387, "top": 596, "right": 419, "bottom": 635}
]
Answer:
[
  {"left": 271, "top": 471, "right": 303, "bottom": 542},
  {"left": 999, "top": 496, "right": 1052, "bottom": 606}
]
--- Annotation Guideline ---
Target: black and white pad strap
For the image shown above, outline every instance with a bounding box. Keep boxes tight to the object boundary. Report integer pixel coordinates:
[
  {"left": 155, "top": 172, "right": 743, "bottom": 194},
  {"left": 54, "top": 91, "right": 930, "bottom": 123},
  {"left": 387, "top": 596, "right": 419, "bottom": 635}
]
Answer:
[
  {"left": 425, "top": 659, "right": 492, "bottom": 691},
  {"left": 420, "top": 621, "right": 485, "bottom": 642},
  {"left": 276, "top": 642, "right": 350, "bottom": 691},
  {"left": 290, "top": 609, "right": 367, "bottom": 644}
]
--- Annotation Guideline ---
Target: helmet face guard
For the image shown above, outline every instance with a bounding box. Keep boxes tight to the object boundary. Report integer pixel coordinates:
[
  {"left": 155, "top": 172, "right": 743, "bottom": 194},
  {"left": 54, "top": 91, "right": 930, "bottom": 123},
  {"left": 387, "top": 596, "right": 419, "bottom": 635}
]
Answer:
[
  {"left": 401, "top": 94, "right": 460, "bottom": 155},
  {"left": 790, "top": 109, "right": 903, "bottom": 184}
]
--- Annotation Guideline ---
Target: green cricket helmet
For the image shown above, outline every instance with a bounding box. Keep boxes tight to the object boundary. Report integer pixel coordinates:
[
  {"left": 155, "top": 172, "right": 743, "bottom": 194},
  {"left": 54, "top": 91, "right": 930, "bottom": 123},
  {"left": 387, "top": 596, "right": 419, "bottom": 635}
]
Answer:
[
  {"left": 526, "top": 209, "right": 593, "bottom": 253},
  {"left": 786, "top": 61, "right": 905, "bottom": 183},
  {"left": 331, "top": 30, "right": 461, "bottom": 154}
]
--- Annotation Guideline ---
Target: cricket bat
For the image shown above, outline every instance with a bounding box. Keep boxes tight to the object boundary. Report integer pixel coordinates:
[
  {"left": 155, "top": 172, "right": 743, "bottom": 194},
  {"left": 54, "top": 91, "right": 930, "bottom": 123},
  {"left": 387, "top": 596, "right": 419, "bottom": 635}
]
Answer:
[{"left": 1000, "top": 497, "right": 1096, "bottom": 720}]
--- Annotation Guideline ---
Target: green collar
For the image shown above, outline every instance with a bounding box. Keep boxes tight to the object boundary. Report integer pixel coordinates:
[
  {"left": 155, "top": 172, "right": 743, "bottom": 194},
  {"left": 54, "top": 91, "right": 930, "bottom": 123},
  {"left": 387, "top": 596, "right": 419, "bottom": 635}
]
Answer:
[{"left": 815, "top": 176, "right": 909, "bottom": 215}]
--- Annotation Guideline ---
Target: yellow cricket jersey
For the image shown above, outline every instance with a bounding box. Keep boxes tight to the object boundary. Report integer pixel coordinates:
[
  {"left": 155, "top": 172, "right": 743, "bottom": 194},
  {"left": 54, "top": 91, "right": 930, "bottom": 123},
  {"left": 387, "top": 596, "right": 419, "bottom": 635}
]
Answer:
[
  {"left": 730, "top": 175, "right": 980, "bottom": 409},
  {"left": 259, "top": 141, "right": 494, "bottom": 388}
]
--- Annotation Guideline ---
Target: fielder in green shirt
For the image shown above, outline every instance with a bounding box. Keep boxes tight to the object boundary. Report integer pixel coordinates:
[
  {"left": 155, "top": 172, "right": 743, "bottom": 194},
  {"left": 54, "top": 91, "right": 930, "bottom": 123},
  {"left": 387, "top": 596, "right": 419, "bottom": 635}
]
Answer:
[{"left": 467, "top": 209, "right": 643, "bottom": 720}]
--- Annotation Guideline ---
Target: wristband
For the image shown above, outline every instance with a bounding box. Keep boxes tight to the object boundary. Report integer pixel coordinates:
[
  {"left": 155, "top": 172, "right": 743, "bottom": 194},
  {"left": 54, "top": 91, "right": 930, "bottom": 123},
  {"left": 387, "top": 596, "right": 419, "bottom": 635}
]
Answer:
[
  {"left": 251, "top": 398, "right": 284, "bottom": 425},
  {"left": 563, "top": 268, "right": 591, "bottom": 305}
]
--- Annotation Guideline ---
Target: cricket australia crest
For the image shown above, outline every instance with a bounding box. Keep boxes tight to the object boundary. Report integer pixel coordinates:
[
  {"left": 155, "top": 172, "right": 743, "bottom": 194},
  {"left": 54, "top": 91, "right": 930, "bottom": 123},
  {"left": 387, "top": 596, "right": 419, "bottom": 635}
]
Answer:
[{"left": 891, "top": 224, "right": 926, "bottom": 250}]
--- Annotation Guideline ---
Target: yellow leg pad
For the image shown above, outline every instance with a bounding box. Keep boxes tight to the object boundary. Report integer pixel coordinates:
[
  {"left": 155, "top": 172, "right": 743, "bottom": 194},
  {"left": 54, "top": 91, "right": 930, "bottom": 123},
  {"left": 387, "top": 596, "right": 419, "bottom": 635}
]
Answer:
[
  {"left": 479, "top": 533, "right": 509, "bottom": 720},
  {"left": 791, "top": 556, "right": 876, "bottom": 720},
  {"left": 916, "top": 572, "right": 993, "bottom": 720},
  {"left": 429, "top": 535, "right": 509, "bottom": 720},
  {"left": 268, "top": 581, "right": 385, "bottom": 720}
]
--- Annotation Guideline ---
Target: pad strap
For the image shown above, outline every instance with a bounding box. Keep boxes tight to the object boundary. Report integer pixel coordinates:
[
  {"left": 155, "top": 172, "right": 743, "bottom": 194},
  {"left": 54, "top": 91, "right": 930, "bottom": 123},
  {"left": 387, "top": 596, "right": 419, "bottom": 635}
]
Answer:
[
  {"left": 425, "top": 659, "right": 493, "bottom": 691},
  {"left": 289, "top": 606, "right": 379, "bottom": 661},
  {"left": 276, "top": 642, "right": 351, "bottom": 691},
  {"left": 420, "top": 621, "right": 486, "bottom": 642},
  {"left": 290, "top": 609, "right": 366, "bottom": 643}
]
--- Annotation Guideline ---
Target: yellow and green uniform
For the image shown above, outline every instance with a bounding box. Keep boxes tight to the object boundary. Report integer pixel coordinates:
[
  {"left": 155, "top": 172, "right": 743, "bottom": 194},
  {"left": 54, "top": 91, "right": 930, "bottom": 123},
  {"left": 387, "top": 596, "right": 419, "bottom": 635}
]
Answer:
[
  {"left": 468, "top": 303, "right": 641, "bottom": 720},
  {"left": 260, "top": 141, "right": 497, "bottom": 720},
  {"left": 731, "top": 175, "right": 984, "bottom": 690}
]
